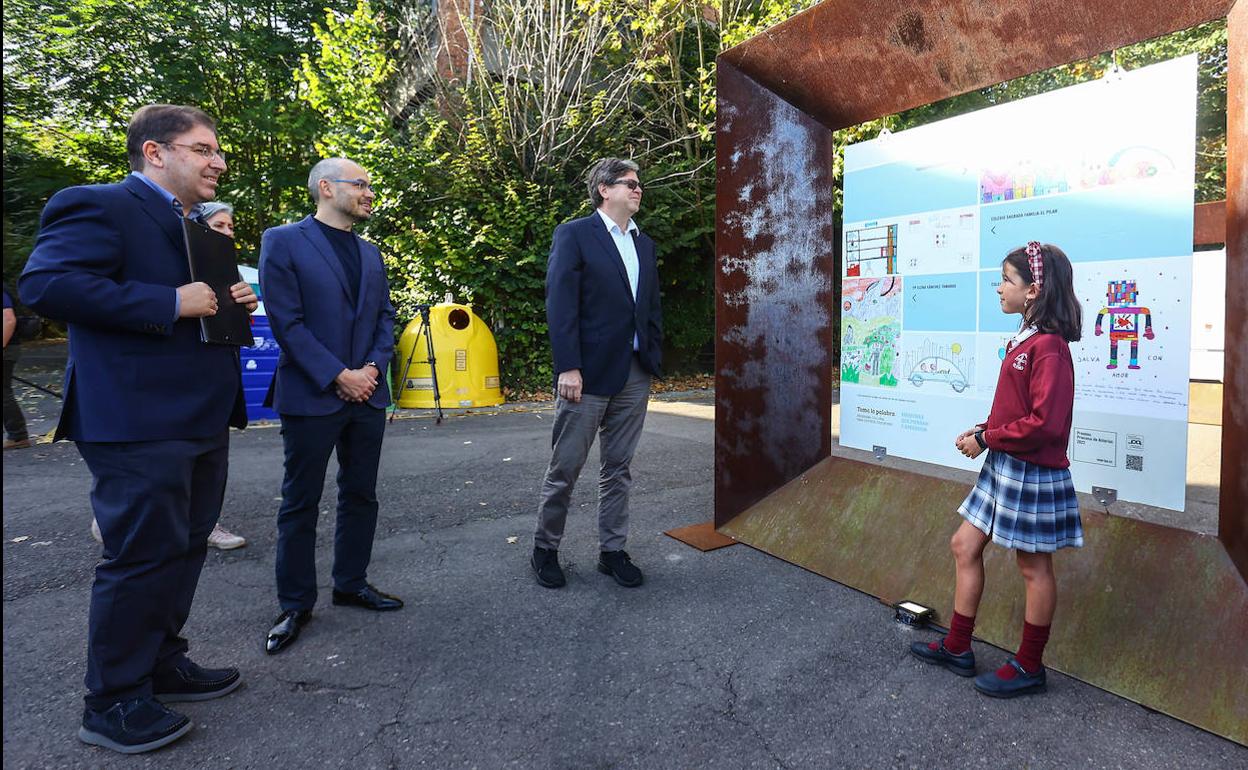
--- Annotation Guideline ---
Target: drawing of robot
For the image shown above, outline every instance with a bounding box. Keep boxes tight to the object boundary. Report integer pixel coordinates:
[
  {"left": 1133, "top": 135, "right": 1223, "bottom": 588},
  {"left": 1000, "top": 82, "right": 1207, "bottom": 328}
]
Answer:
[{"left": 1094, "top": 280, "right": 1154, "bottom": 370}]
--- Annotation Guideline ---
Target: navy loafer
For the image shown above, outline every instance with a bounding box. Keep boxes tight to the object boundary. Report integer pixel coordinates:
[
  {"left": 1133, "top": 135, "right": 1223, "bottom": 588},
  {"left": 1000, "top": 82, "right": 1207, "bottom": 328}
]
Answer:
[
  {"left": 153, "top": 659, "right": 241, "bottom": 703},
  {"left": 909, "top": 640, "right": 976, "bottom": 677},
  {"left": 974, "top": 658, "right": 1047, "bottom": 698}
]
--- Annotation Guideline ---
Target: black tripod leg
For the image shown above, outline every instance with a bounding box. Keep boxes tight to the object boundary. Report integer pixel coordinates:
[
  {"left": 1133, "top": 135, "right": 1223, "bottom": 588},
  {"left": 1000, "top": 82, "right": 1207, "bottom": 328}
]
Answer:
[
  {"left": 424, "top": 320, "right": 443, "bottom": 424},
  {"left": 390, "top": 323, "right": 423, "bottom": 424}
]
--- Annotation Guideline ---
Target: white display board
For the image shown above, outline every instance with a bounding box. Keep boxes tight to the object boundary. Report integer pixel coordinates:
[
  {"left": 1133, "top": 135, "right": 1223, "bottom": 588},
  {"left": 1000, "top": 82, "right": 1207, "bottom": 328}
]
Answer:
[{"left": 839, "top": 56, "right": 1197, "bottom": 511}]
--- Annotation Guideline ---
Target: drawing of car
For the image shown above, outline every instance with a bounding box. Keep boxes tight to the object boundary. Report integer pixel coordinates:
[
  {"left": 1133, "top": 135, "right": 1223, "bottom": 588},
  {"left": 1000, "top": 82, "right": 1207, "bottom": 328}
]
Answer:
[{"left": 908, "top": 356, "right": 968, "bottom": 393}]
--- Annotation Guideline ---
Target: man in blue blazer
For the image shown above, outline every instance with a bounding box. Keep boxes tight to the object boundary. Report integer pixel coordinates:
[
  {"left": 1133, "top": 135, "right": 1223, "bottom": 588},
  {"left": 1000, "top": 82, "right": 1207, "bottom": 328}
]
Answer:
[
  {"left": 20, "top": 104, "right": 257, "bottom": 754},
  {"left": 532, "top": 157, "right": 663, "bottom": 589},
  {"left": 260, "top": 158, "right": 399, "bottom": 655}
]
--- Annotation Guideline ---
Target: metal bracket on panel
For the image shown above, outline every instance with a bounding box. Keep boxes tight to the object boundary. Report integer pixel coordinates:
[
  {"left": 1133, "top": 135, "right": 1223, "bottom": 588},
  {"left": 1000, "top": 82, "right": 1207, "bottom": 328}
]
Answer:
[
  {"left": 1092, "top": 486, "right": 1118, "bottom": 506},
  {"left": 873, "top": 445, "right": 887, "bottom": 461}
]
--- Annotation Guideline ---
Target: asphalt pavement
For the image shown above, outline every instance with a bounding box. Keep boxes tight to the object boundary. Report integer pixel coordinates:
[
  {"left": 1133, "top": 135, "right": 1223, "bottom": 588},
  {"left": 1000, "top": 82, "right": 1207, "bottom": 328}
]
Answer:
[{"left": 2, "top": 350, "right": 1246, "bottom": 768}]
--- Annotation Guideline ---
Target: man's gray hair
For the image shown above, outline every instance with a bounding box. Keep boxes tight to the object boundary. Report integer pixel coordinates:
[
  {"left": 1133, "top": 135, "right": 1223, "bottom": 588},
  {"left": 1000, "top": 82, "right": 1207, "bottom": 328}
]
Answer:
[
  {"left": 198, "top": 201, "right": 233, "bottom": 222},
  {"left": 586, "top": 158, "right": 639, "bottom": 208},
  {"left": 307, "top": 157, "right": 356, "bottom": 202}
]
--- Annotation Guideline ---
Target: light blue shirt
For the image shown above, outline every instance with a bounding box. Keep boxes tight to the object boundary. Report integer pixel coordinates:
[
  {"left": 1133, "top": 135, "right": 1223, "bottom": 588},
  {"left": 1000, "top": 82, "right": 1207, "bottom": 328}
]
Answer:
[
  {"left": 595, "top": 208, "right": 640, "bottom": 351},
  {"left": 130, "top": 171, "right": 206, "bottom": 322}
]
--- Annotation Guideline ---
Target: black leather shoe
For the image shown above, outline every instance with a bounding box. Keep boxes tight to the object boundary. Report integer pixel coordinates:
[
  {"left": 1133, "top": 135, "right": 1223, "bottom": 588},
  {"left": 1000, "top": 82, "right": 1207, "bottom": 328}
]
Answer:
[
  {"left": 332, "top": 584, "right": 403, "bottom": 611},
  {"left": 974, "top": 658, "right": 1047, "bottom": 698},
  {"left": 266, "top": 609, "right": 312, "bottom": 655},
  {"left": 531, "top": 546, "right": 566, "bottom": 588},
  {"left": 597, "top": 549, "right": 643, "bottom": 587},
  {"left": 79, "top": 696, "right": 191, "bottom": 754},
  {"left": 154, "top": 659, "right": 242, "bottom": 702},
  {"left": 909, "top": 640, "right": 976, "bottom": 677}
]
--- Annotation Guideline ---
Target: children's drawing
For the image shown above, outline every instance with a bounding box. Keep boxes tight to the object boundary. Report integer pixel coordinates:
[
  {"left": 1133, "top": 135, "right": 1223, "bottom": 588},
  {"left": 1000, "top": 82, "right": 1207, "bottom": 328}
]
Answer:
[
  {"left": 903, "top": 339, "right": 973, "bottom": 393},
  {"left": 845, "top": 224, "right": 898, "bottom": 277},
  {"left": 1093, "top": 279, "right": 1155, "bottom": 370},
  {"left": 841, "top": 276, "right": 902, "bottom": 388}
]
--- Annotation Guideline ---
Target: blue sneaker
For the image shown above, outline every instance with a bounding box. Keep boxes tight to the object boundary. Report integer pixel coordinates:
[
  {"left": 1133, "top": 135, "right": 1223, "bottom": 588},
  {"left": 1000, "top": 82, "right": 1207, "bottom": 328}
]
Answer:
[
  {"left": 909, "top": 639, "right": 976, "bottom": 677},
  {"left": 974, "top": 658, "right": 1047, "bottom": 698},
  {"left": 79, "top": 696, "right": 191, "bottom": 754}
]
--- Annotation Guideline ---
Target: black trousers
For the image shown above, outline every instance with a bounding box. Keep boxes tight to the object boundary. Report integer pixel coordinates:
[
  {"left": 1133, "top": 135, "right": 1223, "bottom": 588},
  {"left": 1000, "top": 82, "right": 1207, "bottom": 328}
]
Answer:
[
  {"left": 2, "top": 354, "right": 29, "bottom": 441},
  {"left": 77, "top": 431, "right": 229, "bottom": 708},
  {"left": 275, "top": 402, "right": 386, "bottom": 611}
]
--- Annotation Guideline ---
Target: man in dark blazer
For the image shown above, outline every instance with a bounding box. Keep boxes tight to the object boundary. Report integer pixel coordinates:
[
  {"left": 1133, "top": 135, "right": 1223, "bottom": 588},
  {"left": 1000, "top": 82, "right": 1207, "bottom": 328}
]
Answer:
[
  {"left": 532, "top": 157, "right": 662, "bottom": 589},
  {"left": 20, "top": 104, "right": 257, "bottom": 754},
  {"left": 260, "top": 157, "right": 399, "bottom": 655}
]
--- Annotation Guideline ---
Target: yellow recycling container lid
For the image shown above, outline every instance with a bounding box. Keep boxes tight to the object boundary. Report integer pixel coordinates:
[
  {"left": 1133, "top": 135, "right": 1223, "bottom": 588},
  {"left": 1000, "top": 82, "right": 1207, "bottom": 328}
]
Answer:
[{"left": 394, "top": 303, "right": 504, "bottom": 409}]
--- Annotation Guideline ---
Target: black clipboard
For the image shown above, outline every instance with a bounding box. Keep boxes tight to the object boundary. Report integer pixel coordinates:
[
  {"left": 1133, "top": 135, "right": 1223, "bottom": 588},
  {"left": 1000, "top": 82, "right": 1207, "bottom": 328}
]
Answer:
[{"left": 182, "top": 218, "right": 254, "bottom": 346}]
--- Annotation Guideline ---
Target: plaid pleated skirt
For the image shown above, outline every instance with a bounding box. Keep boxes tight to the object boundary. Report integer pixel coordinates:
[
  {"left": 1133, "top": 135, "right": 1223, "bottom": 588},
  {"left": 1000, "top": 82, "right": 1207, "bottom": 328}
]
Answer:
[{"left": 958, "top": 450, "right": 1084, "bottom": 552}]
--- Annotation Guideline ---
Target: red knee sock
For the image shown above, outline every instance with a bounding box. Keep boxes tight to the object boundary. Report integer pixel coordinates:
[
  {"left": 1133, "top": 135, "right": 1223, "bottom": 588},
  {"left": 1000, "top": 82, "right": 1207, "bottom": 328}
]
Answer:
[
  {"left": 997, "top": 621, "right": 1050, "bottom": 679},
  {"left": 935, "top": 611, "right": 975, "bottom": 655}
]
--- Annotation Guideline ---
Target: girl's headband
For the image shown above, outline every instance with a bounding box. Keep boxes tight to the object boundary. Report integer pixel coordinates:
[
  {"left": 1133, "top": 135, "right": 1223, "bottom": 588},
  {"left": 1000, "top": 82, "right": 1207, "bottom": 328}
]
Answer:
[{"left": 1025, "top": 241, "right": 1045, "bottom": 289}]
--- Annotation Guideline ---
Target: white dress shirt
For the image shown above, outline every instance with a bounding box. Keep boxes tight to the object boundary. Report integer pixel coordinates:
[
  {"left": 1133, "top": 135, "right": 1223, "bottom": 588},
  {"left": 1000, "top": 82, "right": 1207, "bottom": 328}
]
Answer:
[{"left": 595, "top": 208, "right": 641, "bottom": 351}]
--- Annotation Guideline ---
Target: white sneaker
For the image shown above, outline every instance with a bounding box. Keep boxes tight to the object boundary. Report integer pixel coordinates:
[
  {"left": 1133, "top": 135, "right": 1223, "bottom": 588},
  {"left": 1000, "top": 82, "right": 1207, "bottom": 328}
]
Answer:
[
  {"left": 207, "top": 524, "right": 246, "bottom": 550},
  {"left": 90, "top": 518, "right": 102, "bottom": 544}
]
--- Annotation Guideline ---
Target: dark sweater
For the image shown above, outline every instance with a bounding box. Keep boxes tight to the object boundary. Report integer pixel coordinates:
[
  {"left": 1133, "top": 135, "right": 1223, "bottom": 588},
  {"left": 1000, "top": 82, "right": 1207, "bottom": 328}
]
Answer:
[{"left": 314, "top": 218, "right": 361, "bottom": 303}]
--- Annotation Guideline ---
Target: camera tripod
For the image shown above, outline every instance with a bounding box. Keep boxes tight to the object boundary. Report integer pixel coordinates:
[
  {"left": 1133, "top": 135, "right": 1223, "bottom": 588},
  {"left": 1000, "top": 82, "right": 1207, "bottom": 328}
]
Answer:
[{"left": 391, "top": 303, "right": 444, "bottom": 424}]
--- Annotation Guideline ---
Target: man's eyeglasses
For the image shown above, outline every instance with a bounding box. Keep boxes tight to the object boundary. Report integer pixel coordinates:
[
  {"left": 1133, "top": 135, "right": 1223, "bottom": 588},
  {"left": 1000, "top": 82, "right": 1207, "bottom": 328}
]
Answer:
[
  {"left": 330, "top": 179, "right": 375, "bottom": 193},
  {"left": 160, "top": 142, "right": 226, "bottom": 162},
  {"left": 608, "top": 179, "right": 643, "bottom": 191}
]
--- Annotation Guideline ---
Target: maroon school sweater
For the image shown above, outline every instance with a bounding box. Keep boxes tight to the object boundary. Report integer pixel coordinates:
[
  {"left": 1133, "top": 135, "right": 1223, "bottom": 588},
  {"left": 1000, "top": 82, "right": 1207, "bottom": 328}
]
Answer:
[{"left": 979, "top": 332, "right": 1075, "bottom": 469}]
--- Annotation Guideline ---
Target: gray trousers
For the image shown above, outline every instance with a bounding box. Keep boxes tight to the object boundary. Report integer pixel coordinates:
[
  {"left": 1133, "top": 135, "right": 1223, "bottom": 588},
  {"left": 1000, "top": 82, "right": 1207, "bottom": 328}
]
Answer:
[{"left": 535, "top": 356, "right": 651, "bottom": 552}]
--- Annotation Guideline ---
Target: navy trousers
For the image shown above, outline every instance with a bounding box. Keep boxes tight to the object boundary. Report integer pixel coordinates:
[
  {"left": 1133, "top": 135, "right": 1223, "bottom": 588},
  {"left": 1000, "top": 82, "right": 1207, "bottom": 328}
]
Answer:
[
  {"left": 275, "top": 402, "right": 386, "bottom": 611},
  {"left": 77, "top": 431, "right": 229, "bottom": 709}
]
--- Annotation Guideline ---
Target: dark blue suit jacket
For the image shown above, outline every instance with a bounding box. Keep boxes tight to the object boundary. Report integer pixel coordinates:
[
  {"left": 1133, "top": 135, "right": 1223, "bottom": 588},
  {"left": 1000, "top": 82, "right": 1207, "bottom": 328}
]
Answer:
[
  {"left": 19, "top": 175, "right": 246, "bottom": 442},
  {"left": 259, "top": 216, "right": 395, "bottom": 416},
  {"left": 546, "top": 213, "right": 662, "bottom": 396}
]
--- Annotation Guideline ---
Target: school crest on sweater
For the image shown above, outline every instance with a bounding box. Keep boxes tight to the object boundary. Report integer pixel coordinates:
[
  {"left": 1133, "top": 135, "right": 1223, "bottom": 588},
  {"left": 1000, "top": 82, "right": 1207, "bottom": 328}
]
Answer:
[{"left": 1012, "top": 352, "right": 1029, "bottom": 371}]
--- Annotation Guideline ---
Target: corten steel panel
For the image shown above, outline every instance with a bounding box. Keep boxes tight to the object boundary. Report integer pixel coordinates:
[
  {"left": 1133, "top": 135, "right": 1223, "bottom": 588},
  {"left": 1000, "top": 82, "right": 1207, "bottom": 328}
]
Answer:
[
  {"left": 719, "top": 0, "right": 1229, "bottom": 131},
  {"left": 1222, "top": 0, "right": 1247, "bottom": 580},
  {"left": 714, "top": 60, "right": 836, "bottom": 527},
  {"left": 713, "top": 0, "right": 1247, "bottom": 744},
  {"left": 719, "top": 458, "right": 1248, "bottom": 744},
  {"left": 1194, "top": 200, "right": 1227, "bottom": 245}
]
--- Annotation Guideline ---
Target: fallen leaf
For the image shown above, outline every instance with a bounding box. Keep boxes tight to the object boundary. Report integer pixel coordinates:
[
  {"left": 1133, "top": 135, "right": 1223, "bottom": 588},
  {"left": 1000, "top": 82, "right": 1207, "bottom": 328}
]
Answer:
[{"left": 506, "top": 536, "right": 519, "bottom": 544}]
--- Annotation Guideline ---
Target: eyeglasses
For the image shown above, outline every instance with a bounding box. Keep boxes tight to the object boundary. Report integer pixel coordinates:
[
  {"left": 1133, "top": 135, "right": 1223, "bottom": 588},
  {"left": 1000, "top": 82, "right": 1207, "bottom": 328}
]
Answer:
[
  {"left": 608, "top": 179, "right": 643, "bottom": 191},
  {"left": 160, "top": 142, "right": 226, "bottom": 162},
  {"left": 330, "top": 179, "right": 375, "bottom": 192}
]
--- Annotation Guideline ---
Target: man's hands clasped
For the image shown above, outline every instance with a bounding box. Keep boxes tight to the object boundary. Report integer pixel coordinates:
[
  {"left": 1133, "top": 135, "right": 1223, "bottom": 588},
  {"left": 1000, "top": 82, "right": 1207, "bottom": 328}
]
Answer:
[
  {"left": 336, "top": 364, "right": 380, "bottom": 403},
  {"left": 176, "top": 280, "right": 259, "bottom": 318}
]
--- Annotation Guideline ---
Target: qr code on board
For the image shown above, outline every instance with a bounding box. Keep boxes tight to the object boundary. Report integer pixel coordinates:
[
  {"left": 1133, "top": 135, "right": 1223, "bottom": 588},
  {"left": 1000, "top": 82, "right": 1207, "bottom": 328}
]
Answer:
[{"left": 1126, "top": 455, "right": 1144, "bottom": 472}]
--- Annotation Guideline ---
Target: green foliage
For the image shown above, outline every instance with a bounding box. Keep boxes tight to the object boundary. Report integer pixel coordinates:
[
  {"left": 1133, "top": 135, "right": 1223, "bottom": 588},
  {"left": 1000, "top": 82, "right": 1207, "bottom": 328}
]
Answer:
[
  {"left": 2, "top": 0, "right": 1230, "bottom": 392},
  {"left": 2, "top": 0, "right": 350, "bottom": 274}
]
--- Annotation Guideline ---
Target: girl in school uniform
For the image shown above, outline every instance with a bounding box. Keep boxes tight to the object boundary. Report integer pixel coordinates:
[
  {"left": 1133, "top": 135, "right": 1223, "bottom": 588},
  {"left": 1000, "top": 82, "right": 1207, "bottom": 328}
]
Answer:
[{"left": 910, "top": 241, "right": 1084, "bottom": 698}]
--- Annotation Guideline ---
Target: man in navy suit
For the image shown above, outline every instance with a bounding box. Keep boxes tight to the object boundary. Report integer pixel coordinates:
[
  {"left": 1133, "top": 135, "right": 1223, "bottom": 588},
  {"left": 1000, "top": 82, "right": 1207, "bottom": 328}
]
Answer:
[
  {"left": 20, "top": 104, "right": 257, "bottom": 754},
  {"left": 531, "top": 157, "right": 663, "bottom": 589},
  {"left": 260, "top": 157, "right": 399, "bottom": 655}
]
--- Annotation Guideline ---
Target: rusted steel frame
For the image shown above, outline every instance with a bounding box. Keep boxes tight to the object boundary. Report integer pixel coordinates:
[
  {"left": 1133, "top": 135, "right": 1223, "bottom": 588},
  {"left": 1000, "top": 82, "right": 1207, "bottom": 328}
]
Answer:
[
  {"left": 719, "top": 0, "right": 1229, "bottom": 131},
  {"left": 1194, "top": 200, "right": 1227, "bottom": 246},
  {"left": 1220, "top": 0, "right": 1247, "bottom": 581},
  {"left": 714, "top": 60, "right": 836, "bottom": 526}
]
